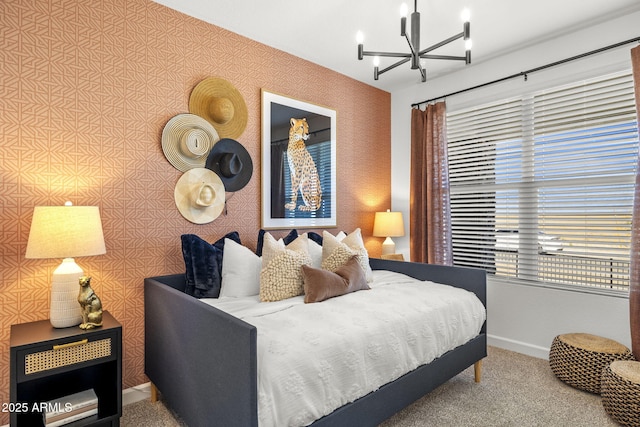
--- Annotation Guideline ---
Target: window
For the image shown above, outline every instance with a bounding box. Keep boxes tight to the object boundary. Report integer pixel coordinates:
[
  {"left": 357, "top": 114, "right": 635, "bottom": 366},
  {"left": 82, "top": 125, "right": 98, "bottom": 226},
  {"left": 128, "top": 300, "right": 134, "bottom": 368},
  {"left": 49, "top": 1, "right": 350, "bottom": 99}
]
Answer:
[{"left": 447, "top": 71, "right": 639, "bottom": 291}]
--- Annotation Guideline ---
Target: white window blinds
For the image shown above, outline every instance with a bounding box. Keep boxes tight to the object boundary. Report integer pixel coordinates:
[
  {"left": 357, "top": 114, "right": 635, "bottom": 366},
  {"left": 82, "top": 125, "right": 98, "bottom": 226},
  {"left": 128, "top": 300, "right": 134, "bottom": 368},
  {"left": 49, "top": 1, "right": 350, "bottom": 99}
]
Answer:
[{"left": 447, "top": 71, "right": 639, "bottom": 291}]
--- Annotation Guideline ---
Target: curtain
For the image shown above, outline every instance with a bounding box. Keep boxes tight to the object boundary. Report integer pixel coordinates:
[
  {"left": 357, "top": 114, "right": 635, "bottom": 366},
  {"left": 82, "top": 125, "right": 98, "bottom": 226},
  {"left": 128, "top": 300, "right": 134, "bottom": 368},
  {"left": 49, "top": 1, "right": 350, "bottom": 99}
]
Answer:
[
  {"left": 630, "top": 45, "right": 640, "bottom": 360},
  {"left": 410, "top": 102, "right": 453, "bottom": 265}
]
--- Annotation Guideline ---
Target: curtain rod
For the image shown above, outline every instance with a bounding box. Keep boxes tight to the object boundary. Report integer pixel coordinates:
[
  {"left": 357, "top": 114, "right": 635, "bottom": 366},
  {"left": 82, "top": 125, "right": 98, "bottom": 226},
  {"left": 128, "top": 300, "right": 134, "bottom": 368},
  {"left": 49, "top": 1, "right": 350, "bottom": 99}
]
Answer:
[{"left": 411, "top": 36, "right": 640, "bottom": 108}]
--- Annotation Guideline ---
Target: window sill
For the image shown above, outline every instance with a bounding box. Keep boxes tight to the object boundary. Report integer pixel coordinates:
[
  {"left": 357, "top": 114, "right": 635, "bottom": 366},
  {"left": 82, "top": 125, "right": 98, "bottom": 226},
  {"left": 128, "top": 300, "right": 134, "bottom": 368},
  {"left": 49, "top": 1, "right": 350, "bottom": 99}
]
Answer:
[{"left": 487, "top": 274, "right": 630, "bottom": 299}]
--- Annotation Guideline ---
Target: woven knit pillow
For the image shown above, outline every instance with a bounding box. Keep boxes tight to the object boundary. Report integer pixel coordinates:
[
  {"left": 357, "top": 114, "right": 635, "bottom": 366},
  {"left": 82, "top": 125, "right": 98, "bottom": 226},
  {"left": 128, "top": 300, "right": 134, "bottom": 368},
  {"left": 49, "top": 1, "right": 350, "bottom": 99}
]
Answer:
[
  {"left": 260, "top": 233, "right": 311, "bottom": 302},
  {"left": 321, "top": 228, "right": 373, "bottom": 282}
]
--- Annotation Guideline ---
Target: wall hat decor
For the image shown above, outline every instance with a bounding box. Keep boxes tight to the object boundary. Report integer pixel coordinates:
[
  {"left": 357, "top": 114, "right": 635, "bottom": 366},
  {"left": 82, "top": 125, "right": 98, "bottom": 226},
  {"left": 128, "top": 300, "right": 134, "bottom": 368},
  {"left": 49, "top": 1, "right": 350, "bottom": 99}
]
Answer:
[
  {"left": 174, "top": 167, "right": 225, "bottom": 224},
  {"left": 189, "top": 77, "right": 248, "bottom": 139},
  {"left": 205, "top": 138, "right": 253, "bottom": 192},
  {"left": 162, "top": 113, "right": 220, "bottom": 172}
]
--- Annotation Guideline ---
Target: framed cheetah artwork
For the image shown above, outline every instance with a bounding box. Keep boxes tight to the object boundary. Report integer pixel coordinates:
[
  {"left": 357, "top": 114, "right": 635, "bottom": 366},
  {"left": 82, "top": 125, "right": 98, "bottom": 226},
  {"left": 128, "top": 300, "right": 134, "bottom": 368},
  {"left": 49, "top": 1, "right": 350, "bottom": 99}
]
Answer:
[{"left": 261, "top": 90, "right": 336, "bottom": 229}]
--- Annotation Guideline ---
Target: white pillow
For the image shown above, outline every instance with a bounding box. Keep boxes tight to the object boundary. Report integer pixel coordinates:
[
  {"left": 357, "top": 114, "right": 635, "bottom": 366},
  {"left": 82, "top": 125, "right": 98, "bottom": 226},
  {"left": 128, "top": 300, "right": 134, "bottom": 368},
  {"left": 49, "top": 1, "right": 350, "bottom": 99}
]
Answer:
[
  {"left": 220, "top": 238, "right": 262, "bottom": 297},
  {"left": 301, "top": 233, "right": 323, "bottom": 269}
]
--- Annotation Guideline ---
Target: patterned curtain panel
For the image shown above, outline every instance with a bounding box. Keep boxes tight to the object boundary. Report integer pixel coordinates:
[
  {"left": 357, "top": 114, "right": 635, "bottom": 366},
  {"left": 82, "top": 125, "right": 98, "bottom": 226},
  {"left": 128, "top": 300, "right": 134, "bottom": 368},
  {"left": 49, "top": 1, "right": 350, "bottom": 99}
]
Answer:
[
  {"left": 410, "top": 102, "right": 453, "bottom": 265},
  {"left": 630, "top": 45, "right": 640, "bottom": 360}
]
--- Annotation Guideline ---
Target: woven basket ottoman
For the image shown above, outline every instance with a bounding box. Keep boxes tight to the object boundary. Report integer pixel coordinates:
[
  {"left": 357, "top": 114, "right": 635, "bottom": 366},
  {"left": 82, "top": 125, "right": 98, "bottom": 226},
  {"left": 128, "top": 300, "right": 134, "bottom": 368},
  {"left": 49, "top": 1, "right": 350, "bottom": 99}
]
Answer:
[
  {"left": 549, "top": 333, "right": 633, "bottom": 394},
  {"left": 601, "top": 361, "right": 640, "bottom": 426}
]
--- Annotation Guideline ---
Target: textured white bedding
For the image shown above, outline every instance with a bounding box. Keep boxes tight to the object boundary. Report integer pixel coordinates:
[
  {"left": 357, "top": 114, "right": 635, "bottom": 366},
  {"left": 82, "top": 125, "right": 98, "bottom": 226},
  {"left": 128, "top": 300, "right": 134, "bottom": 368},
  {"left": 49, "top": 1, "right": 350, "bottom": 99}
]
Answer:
[{"left": 202, "top": 270, "right": 486, "bottom": 427}]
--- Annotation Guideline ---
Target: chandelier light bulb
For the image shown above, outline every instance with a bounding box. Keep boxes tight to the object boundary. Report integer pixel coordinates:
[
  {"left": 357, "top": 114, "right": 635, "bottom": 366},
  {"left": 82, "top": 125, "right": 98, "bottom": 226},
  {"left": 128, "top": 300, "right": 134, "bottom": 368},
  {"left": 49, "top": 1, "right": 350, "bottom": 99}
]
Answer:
[
  {"left": 373, "top": 56, "right": 380, "bottom": 67},
  {"left": 400, "top": 3, "right": 408, "bottom": 18},
  {"left": 461, "top": 8, "right": 471, "bottom": 23},
  {"left": 356, "top": 31, "right": 364, "bottom": 44},
  {"left": 465, "top": 39, "right": 473, "bottom": 50}
]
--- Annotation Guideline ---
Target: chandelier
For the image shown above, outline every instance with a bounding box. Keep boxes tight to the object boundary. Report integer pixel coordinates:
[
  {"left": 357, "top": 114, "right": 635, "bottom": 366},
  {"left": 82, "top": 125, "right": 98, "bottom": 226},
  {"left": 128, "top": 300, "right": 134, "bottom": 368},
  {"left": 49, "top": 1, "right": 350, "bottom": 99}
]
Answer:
[{"left": 356, "top": 1, "right": 471, "bottom": 82}]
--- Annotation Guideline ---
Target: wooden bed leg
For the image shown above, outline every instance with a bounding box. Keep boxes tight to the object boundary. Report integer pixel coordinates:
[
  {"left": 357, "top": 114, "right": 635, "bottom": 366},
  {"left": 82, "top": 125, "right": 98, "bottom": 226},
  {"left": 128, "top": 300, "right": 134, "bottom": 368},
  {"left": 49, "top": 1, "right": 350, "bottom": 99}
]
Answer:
[
  {"left": 474, "top": 360, "right": 483, "bottom": 383},
  {"left": 150, "top": 382, "right": 159, "bottom": 402}
]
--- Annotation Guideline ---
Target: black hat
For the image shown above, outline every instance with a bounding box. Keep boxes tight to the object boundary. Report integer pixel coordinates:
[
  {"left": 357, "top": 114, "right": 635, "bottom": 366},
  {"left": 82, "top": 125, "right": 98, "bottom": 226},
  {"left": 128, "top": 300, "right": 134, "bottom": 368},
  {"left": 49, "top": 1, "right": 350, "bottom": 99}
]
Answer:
[{"left": 205, "top": 138, "right": 253, "bottom": 192}]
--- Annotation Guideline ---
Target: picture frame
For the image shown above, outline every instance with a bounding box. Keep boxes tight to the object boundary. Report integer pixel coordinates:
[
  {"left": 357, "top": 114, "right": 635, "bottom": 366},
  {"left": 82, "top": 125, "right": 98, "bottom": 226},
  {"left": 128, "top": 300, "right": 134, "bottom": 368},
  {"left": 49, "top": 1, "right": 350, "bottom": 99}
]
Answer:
[{"left": 261, "top": 90, "right": 337, "bottom": 229}]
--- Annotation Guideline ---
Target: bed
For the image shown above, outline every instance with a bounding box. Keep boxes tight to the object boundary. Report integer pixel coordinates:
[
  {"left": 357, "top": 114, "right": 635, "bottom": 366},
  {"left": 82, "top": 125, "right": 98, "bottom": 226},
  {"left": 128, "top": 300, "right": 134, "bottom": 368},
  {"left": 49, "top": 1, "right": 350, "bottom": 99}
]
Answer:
[{"left": 144, "top": 257, "right": 486, "bottom": 427}]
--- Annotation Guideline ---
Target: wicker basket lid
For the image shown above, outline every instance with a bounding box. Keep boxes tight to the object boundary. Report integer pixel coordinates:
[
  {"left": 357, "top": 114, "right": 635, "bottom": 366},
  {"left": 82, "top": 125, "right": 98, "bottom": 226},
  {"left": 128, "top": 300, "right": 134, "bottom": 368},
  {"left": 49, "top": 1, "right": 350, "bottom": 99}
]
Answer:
[
  {"left": 561, "top": 333, "right": 630, "bottom": 354},
  {"left": 610, "top": 360, "right": 640, "bottom": 384}
]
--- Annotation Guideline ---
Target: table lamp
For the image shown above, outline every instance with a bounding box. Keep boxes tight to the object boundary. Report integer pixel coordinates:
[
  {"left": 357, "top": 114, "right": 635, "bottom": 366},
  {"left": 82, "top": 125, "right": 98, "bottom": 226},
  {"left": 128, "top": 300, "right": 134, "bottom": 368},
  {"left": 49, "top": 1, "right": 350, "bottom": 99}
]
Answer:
[
  {"left": 373, "top": 209, "right": 405, "bottom": 255},
  {"left": 25, "top": 203, "right": 106, "bottom": 328}
]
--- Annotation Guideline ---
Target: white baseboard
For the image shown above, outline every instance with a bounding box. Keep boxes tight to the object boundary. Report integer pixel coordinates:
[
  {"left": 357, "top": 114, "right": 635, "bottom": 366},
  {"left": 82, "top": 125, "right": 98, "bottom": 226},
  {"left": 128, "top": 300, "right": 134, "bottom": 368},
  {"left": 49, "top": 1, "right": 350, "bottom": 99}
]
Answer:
[
  {"left": 122, "top": 382, "right": 152, "bottom": 406},
  {"left": 488, "top": 334, "right": 550, "bottom": 360}
]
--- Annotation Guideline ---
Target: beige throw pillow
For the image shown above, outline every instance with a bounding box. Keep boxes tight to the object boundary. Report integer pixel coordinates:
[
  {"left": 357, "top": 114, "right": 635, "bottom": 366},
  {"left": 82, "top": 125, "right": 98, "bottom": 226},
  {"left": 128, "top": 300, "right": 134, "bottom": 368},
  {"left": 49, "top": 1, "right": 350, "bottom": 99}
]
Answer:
[
  {"left": 321, "top": 228, "right": 373, "bottom": 282},
  {"left": 259, "top": 233, "right": 311, "bottom": 302}
]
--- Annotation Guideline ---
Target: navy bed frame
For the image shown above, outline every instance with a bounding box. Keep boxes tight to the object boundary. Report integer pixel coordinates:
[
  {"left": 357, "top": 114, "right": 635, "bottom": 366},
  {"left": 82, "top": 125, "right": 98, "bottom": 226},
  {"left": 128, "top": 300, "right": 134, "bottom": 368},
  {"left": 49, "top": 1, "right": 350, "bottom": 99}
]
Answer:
[{"left": 144, "top": 258, "right": 487, "bottom": 427}]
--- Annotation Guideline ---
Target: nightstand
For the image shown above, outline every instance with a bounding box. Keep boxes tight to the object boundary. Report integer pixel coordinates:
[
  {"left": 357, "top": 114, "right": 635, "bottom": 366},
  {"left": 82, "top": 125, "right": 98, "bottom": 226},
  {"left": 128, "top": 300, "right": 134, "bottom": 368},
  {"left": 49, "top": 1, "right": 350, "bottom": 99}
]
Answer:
[
  {"left": 10, "top": 311, "right": 122, "bottom": 426},
  {"left": 381, "top": 253, "right": 405, "bottom": 261}
]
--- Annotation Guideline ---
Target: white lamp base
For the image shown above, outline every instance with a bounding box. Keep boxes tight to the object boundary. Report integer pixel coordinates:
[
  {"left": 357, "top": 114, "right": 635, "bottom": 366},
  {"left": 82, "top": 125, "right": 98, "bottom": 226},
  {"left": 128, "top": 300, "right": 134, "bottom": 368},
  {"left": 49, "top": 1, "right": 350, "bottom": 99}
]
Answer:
[
  {"left": 50, "top": 258, "right": 84, "bottom": 328},
  {"left": 381, "top": 237, "right": 396, "bottom": 256}
]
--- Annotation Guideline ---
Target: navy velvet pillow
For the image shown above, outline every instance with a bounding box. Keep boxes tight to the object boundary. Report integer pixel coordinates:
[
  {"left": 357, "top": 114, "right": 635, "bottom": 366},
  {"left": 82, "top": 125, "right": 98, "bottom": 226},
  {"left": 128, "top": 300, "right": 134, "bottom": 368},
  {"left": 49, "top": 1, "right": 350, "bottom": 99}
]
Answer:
[
  {"left": 307, "top": 231, "right": 323, "bottom": 246},
  {"left": 255, "top": 229, "right": 298, "bottom": 256},
  {"left": 181, "top": 232, "right": 241, "bottom": 298}
]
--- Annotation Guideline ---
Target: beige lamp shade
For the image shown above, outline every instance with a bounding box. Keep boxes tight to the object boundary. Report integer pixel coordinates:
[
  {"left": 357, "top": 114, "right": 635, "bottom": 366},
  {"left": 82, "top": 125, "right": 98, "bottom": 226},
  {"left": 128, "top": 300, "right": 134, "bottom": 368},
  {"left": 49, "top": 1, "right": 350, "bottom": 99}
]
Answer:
[
  {"left": 373, "top": 210, "right": 405, "bottom": 238},
  {"left": 26, "top": 204, "right": 106, "bottom": 328},
  {"left": 26, "top": 205, "right": 106, "bottom": 259},
  {"left": 373, "top": 210, "right": 405, "bottom": 256}
]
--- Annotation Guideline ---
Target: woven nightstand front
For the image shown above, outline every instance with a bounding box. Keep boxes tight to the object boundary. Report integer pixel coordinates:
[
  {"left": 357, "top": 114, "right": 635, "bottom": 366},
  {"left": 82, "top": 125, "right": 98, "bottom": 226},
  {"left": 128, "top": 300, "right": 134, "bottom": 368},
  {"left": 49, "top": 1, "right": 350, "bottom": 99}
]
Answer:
[{"left": 25, "top": 337, "right": 112, "bottom": 374}]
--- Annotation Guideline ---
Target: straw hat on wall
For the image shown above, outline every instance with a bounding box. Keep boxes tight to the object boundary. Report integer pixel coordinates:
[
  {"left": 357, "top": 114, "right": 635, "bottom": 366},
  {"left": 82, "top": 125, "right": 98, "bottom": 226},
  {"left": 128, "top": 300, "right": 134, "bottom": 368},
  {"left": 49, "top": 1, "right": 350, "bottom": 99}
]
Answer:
[
  {"left": 174, "top": 168, "right": 225, "bottom": 224},
  {"left": 189, "top": 77, "right": 248, "bottom": 139},
  {"left": 162, "top": 113, "right": 220, "bottom": 172}
]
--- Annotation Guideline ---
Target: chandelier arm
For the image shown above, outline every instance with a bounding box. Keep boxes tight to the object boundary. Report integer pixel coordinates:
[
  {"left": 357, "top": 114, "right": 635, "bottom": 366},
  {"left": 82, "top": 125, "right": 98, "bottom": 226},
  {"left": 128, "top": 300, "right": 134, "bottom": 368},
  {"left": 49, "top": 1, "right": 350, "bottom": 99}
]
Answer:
[
  {"left": 377, "top": 57, "right": 412, "bottom": 75},
  {"left": 420, "top": 54, "right": 467, "bottom": 61},
  {"left": 417, "top": 63, "right": 427, "bottom": 82},
  {"left": 418, "top": 32, "right": 465, "bottom": 56},
  {"left": 362, "top": 51, "right": 412, "bottom": 58},
  {"left": 403, "top": 33, "right": 419, "bottom": 58}
]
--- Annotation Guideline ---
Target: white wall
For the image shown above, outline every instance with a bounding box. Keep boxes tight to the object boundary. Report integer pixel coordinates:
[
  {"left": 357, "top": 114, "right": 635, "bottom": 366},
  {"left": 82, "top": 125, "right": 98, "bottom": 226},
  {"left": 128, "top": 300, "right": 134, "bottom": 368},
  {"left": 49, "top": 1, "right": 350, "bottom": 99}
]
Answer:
[
  {"left": 390, "top": 10, "right": 640, "bottom": 358},
  {"left": 488, "top": 280, "right": 630, "bottom": 359}
]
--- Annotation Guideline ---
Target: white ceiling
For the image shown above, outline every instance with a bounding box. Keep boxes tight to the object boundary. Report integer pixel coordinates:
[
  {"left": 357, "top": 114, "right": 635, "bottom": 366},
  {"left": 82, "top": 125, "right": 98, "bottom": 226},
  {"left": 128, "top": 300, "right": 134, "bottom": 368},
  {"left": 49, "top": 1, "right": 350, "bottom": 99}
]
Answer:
[{"left": 152, "top": 0, "right": 640, "bottom": 93}]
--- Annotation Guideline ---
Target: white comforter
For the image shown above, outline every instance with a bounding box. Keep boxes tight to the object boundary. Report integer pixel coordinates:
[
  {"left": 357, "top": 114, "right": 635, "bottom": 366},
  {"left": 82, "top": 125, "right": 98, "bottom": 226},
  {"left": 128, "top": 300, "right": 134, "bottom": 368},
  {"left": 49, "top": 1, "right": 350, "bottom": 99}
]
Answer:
[{"left": 203, "top": 270, "right": 486, "bottom": 427}]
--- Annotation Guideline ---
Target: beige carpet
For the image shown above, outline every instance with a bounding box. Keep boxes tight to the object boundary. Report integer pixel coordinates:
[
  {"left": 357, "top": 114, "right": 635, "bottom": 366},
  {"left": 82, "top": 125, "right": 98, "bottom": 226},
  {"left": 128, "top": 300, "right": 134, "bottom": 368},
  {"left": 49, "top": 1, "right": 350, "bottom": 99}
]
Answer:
[{"left": 122, "top": 346, "right": 618, "bottom": 426}]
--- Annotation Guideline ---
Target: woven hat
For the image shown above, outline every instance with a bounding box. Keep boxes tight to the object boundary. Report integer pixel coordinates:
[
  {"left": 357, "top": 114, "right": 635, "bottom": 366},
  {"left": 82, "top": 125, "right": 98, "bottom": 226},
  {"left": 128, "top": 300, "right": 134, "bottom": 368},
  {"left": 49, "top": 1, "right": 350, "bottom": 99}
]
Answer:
[
  {"left": 162, "top": 113, "right": 220, "bottom": 172},
  {"left": 174, "top": 168, "right": 225, "bottom": 224},
  {"left": 205, "top": 138, "right": 253, "bottom": 192},
  {"left": 189, "top": 77, "right": 248, "bottom": 139}
]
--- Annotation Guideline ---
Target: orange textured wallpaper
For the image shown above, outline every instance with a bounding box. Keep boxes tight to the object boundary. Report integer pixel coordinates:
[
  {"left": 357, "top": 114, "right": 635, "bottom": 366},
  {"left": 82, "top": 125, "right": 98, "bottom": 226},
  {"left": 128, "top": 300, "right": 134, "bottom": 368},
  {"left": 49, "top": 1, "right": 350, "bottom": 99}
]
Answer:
[{"left": 0, "top": 0, "right": 391, "bottom": 419}]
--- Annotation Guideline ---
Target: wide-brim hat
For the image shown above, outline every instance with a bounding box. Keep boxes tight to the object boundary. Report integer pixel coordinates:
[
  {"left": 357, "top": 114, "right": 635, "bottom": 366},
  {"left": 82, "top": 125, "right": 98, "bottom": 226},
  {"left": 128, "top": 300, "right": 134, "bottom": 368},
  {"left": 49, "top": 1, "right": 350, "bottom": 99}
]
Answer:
[
  {"left": 205, "top": 138, "right": 253, "bottom": 192},
  {"left": 174, "top": 168, "right": 225, "bottom": 224},
  {"left": 162, "top": 113, "right": 220, "bottom": 172},
  {"left": 189, "top": 77, "right": 248, "bottom": 139}
]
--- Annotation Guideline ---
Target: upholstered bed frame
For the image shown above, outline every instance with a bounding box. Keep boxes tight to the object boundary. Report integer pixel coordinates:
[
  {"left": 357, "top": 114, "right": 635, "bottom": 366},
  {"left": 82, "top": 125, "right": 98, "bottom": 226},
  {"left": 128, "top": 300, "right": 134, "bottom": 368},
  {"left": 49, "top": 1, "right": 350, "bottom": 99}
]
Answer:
[{"left": 144, "top": 258, "right": 487, "bottom": 427}]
